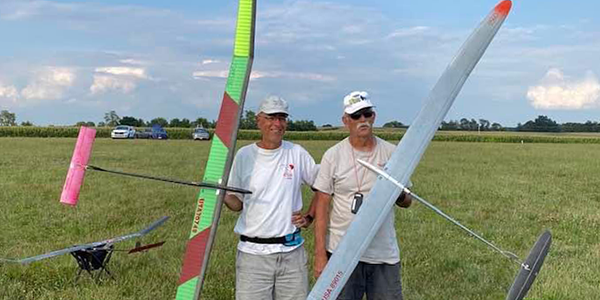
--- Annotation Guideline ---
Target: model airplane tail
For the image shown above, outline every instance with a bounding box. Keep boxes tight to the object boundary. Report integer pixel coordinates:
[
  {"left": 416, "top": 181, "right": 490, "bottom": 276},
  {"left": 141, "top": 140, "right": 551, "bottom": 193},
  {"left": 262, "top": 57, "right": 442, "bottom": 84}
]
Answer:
[
  {"left": 308, "top": 1, "right": 512, "bottom": 299},
  {"left": 59, "top": 127, "right": 251, "bottom": 207},
  {"left": 0, "top": 216, "right": 169, "bottom": 265},
  {"left": 60, "top": 126, "right": 96, "bottom": 206}
]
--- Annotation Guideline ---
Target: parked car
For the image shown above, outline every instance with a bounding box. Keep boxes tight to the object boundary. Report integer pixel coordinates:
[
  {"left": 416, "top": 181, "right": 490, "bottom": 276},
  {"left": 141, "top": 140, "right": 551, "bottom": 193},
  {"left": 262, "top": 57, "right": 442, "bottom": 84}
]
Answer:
[
  {"left": 111, "top": 125, "right": 135, "bottom": 139},
  {"left": 151, "top": 125, "right": 168, "bottom": 139},
  {"left": 135, "top": 128, "right": 153, "bottom": 139},
  {"left": 192, "top": 128, "right": 210, "bottom": 140}
]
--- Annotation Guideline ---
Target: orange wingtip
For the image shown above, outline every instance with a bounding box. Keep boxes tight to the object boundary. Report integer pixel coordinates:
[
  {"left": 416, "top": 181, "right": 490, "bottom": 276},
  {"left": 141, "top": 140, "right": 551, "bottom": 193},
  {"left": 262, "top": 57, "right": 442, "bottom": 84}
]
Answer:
[{"left": 494, "top": 0, "right": 512, "bottom": 16}]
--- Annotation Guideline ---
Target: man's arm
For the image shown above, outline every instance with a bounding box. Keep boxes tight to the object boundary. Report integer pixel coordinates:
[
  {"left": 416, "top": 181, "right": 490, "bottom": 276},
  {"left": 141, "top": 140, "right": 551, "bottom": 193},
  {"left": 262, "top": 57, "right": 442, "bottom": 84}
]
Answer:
[
  {"left": 291, "top": 188, "right": 317, "bottom": 228},
  {"left": 224, "top": 193, "right": 243, "bottom": 212},
  {"left": 313, "top": 190, "right": 332, "bottom": 278}
]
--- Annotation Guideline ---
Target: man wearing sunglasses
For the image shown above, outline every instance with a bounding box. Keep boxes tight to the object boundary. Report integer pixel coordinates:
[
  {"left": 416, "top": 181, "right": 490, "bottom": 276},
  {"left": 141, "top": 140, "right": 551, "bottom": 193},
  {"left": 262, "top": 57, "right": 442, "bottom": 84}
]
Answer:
[
  {"left": 310, "top": 91, "right": 412, "bottom": 299},
  {"left": 224, "top": 95, "right": 319, "bottom": 300}
]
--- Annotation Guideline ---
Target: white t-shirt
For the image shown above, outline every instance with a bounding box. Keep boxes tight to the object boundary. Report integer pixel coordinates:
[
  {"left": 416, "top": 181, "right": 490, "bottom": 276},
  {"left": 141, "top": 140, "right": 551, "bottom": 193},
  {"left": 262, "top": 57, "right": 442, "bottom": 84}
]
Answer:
[
  {"left": 228, "top": 141, "right": 318, "bottom": 255},
  {"left": 313, "top": 137, "right": 404, "bottom": 264}
]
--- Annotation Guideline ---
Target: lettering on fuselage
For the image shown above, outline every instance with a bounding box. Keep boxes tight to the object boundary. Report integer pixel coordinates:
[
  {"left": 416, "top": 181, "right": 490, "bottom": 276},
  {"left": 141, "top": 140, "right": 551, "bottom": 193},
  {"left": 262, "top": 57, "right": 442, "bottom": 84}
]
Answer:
[
  {"left": 321, "top": 271, "right": 344, "bottom": 300},
  {"left": 191, "top": 198, "right": 205, "bottom": 234}
]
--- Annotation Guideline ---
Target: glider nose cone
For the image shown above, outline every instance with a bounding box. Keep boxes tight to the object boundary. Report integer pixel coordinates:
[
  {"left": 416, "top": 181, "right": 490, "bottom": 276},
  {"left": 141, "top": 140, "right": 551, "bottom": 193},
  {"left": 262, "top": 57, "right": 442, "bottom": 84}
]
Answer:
[{"left": 495, "top": 0, "right": 512, "bottom": 16}]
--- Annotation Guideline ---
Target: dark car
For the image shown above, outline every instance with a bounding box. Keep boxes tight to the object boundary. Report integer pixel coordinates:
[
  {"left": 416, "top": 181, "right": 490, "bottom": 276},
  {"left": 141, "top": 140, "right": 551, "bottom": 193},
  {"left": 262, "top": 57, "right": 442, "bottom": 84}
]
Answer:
[
  {"left": 151, "top": 125, "right": 168, "bottom": 139},
  {"left": 135, "top": 128, "right": 153, "bottom": 139}
]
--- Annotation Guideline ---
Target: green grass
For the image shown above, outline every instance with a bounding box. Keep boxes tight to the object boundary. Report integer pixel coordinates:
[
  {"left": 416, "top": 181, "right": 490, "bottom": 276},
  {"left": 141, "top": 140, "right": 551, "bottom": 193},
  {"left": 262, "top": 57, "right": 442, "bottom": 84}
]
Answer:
[{"left": 0, "top": 138, "right": 598, "bottom": 299}]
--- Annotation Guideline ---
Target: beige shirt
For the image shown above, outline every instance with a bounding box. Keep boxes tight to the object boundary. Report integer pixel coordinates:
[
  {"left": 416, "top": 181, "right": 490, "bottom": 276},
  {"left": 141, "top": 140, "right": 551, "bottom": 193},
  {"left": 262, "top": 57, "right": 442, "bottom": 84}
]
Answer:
[{"left": 313, "top": 136, "right": 401, "bottom": 264}]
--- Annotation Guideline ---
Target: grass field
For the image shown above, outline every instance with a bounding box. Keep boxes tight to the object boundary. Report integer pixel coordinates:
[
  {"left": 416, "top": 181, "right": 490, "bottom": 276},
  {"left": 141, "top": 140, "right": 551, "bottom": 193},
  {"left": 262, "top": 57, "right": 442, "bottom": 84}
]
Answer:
[{"left": 0, "top": 137, "right": 598, "bottom": 299}]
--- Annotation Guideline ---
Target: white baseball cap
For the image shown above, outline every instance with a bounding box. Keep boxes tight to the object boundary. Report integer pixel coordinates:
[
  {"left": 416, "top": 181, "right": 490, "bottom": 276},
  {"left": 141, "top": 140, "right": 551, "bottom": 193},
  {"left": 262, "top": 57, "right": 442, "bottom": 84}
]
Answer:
[
  {"left": 258, "top": 96, "right": 289, "bottom": 115},
  {"left": 343, "top": 91, "right": 374, "bottom": 114}
]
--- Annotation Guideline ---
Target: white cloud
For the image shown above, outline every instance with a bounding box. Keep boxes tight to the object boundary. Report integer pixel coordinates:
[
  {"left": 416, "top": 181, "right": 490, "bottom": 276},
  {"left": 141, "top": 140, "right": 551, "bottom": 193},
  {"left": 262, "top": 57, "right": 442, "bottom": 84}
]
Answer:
[
  {"left": 192, "top": 70, "right": 229, "bottom": 79},
  {"left": 90, "top": 66, "right": 149, "bottom": 95},
  {"left": 95, "top": 66, "right": 148, "bottom": 79},
  {"left": 21, "top": 67, "right": 75, "bottom": 100},
  {"left": 527, "top": 68, "right": 600, "bottom": 110},
  {"left": 0, "top": 84, "right": 18, "bottom": 100},
  {"left": 387, "top": 26, "right": 430, "bottom": 39},
  {"left": 201, "top": 59, "right": 220, "bottom": 65},
  {"left": 192, "top": 69, "right": 335, "bottom": 82},
  {"left": 90, "top": 75, "right": 136, "bottom": 94},
  {"left": 120, "top": 59, "right": 146, "bottom": 66}
]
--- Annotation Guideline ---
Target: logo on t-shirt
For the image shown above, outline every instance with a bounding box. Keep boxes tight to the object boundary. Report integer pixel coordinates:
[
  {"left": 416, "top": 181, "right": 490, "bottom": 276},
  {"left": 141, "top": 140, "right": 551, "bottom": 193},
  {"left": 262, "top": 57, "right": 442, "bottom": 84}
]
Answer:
[{"left": 282, "top": 163, "right": 294, "bottom": 179}]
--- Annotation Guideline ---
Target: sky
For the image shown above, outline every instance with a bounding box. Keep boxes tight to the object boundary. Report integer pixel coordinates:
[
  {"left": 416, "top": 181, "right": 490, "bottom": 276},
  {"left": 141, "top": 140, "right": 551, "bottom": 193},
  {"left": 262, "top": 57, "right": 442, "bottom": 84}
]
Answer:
[{"left": 1, "top": 0, "right": 600, "bottom": 127}]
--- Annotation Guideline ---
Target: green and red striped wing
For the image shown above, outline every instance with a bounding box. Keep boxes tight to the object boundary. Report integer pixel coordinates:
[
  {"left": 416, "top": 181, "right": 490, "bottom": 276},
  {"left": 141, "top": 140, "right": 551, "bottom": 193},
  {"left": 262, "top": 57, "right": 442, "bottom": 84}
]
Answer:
[{"left": 175, "top": 1, "right": 256, "bottom": 299}]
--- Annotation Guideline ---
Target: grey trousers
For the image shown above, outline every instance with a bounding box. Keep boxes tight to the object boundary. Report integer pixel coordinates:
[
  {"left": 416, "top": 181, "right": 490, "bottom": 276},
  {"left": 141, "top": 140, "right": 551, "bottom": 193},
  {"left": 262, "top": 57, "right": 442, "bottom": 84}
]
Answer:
[{"left": 236, "top": 246, "right": 308, "bottom": 300}]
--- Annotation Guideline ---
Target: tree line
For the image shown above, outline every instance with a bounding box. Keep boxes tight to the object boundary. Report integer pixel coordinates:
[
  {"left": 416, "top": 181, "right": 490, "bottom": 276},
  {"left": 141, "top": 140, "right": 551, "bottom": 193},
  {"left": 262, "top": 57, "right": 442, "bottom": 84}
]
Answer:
[
  {"left": 93, "top": 110, "right": 317, "bottom": 131},
  {"left": 2, "top": 109, "right": 600, "bottom": 133}
]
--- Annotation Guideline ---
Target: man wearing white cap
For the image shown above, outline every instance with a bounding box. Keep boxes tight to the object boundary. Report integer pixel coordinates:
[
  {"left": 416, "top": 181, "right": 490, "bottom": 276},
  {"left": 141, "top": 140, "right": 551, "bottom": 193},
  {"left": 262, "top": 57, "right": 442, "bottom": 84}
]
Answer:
[
  {"left": 224, "top": 95, "right": 319, "bottom": 300},
  {"left": 311, "top": 91, "right": 412, "bottom": 299}
]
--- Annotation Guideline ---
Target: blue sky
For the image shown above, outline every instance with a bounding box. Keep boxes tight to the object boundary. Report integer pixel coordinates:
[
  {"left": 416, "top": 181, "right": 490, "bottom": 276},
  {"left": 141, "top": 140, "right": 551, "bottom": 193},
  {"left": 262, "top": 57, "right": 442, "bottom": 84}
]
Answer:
[{"left": 1, "top": 0, "right": 600, "bottom": 127}]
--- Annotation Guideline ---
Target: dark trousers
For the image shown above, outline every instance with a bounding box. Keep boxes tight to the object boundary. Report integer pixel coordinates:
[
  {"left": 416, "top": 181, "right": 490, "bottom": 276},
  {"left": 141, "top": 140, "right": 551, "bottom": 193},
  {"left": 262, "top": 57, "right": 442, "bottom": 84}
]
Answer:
[{"left": 327, "top": 252, "right": 403, "bottom": 300}]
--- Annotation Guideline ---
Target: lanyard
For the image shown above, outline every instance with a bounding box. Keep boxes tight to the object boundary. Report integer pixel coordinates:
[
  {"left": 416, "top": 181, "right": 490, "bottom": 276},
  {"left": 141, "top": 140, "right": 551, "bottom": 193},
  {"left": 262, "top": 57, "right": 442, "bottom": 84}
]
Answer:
[{"left": 349, "top": 140, "right": 376, "bottom": 193}]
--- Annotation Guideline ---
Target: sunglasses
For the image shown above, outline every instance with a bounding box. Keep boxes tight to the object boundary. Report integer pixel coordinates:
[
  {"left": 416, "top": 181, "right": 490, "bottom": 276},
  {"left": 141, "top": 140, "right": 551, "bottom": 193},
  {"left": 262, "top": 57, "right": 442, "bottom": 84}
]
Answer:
[{"left": 349, "top": 110, "right": 374, "bottom": 120}]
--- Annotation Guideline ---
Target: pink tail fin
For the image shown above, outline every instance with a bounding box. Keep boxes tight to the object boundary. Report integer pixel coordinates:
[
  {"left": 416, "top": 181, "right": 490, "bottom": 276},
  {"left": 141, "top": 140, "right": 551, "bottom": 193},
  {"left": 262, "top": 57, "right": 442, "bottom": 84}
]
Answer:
[{"left": 60, "top": 126, "right": 96, "bottom": 206}]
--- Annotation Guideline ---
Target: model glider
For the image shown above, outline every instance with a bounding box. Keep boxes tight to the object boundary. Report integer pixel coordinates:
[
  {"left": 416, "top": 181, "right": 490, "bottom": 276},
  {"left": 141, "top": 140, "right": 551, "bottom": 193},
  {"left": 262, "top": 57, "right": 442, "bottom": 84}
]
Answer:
[
  {"left": 1, "top": 216, "right": 169, "bottom": 280},
  {"left": 176, "top": 0, "right": 256, "bottom": 299},
  {"left": 60, "top": 126, "right": 251, "bottom": 207},
  {"left": 358, "top": 159, "right": 551, "bottom": 300},
  {"left": 308, "top": 1, "right": 514, "bottom": 299}
]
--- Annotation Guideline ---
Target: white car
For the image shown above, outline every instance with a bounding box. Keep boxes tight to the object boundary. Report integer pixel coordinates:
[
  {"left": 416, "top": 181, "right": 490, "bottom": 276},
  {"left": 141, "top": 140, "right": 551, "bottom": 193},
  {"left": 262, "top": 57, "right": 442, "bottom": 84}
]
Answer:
[
  {"left": 192, "top": 128, "right": 211, "bottom": 140},
  {"left": 111, "top": 125, "right": 136, "bottom": 139}
]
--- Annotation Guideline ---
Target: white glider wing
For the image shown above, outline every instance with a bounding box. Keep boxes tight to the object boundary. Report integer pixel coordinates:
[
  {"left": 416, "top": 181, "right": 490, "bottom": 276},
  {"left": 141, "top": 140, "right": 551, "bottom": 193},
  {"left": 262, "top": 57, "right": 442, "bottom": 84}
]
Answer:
[{"left": 308, "top": 1, "right": 512, "bottom": 299}]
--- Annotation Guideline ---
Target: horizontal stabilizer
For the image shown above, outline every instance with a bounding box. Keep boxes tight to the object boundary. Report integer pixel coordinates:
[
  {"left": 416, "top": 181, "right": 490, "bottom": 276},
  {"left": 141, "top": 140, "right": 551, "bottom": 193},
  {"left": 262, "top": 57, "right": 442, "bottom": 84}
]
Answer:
[
  {"left": 506, "top": 231, "right": 552, "bottom": 300},
  {"left": 128, "top": 241, "right": 166, "bottom": 254}
]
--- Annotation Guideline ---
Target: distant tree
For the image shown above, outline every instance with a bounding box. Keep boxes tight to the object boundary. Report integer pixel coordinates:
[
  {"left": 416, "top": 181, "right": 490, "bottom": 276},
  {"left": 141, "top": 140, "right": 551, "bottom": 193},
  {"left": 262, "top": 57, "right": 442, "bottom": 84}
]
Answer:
[
  {"left": 288, "top": 120, "right": 317, "bottom": 131},
  {"left": 98, "top": 121, "right": 106, "bottom": 127},
  {"left": 75, "top": 121, "right": 96, "bottom": 127},
  {"left": 180, "top": 118, "right": 191, "bottom": 128},
  {"left": 192, "top": 117, "right": 211, "bottom": 128},
  {"left": 440, "top": 120, "right": 459, "bottom": 130},
  {"left": 518, "top": 115, "right": 560, "bottom": 132},
  {"left": 322, "top": 124, "right": 333, "bottom": 128},
  {"left": 491, "top": 122, "right": 503, "bottom": 131},
  {"left": 20, "top": 121, "right": 34, "bottom": 127},
  {"left": 149, "top": 117, "right": 169, "bottom": 128},
  {"left": 562, "top": 121, "right": 600, "bottom": 132},
  {"left": 0, "top": 110, "right": 16, "bottom": 126},
  {"left": 104, "top": 110, "right": 121, "bottom": 127},
  {"left": 479, "top": 119, "right": 490, "bottom": 131},
  {"left": 382, "top": 121, "right": 405, "bottom": 128},
  {"left": 120, "top": 116, "right": 145, "bottom": 127},
  {"left": 169, "top": 118, "right": 182, "bottom": 128},
  {"left": 459, "top": 118, "right": 470, "bottom": 130},
  {"left": 168, "top": 118, "right": 192, "bottom": 128},
  {"left": 240, "top": 110, "right": 257, "bottom": 129}
]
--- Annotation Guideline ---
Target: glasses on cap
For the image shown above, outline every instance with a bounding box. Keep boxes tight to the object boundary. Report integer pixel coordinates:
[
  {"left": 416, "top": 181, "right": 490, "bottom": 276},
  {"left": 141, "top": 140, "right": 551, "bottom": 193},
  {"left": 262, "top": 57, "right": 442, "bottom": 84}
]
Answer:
[{"left": 349, "top": 109, "right": 374, "bottom": 120}]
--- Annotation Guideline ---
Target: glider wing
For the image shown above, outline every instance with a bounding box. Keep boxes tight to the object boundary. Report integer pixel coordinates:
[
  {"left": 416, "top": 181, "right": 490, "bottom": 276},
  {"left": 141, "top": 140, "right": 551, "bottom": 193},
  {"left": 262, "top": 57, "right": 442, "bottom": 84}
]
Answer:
[{"left": 308, "top": 1, "right": 512, "bottom": 299}]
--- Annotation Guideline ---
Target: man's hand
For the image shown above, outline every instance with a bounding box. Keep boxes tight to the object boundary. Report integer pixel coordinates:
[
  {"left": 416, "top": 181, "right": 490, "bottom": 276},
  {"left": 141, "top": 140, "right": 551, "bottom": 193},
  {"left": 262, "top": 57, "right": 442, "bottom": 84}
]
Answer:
[
  {"left": 292, "top": 211, "right": 313, "bottom": 228},
  {"left": 313, "top": 253, "right": 328, "bottom": 278}
]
